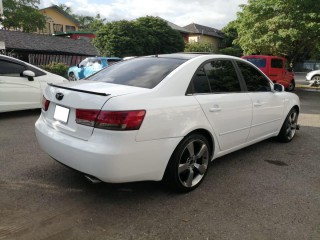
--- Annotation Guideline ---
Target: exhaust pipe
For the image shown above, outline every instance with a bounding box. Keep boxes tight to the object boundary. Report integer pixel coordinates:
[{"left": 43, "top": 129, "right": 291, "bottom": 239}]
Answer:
[{"left": 85, "top": 175, "right": 102, "bottom": 184}]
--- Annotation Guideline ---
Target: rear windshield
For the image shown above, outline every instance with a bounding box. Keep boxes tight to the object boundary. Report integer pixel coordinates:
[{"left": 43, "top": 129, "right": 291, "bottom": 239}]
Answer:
[
  {"left": 245, "top": 58, "right": 266, "bottom": 68},
  {"left": 87, "top": 57, "right": 186, "bottom": 89}
]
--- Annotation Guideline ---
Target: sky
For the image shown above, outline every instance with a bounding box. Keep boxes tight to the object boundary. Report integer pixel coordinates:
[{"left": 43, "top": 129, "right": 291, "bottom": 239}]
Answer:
[{"left": 39, "top": 0, "right": 248, "bottom": 30}]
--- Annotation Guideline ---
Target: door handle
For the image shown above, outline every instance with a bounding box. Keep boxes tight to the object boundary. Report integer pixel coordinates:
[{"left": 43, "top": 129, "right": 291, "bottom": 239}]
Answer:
[{"left": 209, "top": 105, "right": 221, "bottom": 112}]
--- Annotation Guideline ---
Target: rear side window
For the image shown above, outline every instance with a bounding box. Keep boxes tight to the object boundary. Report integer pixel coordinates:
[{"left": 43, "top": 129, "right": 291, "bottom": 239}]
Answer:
[
  {"left": 88, "top": 57, "right": 186, "bottom": 89},
  {"left": 0, "top": 60, "right": 26, "bottom": 77},
  {"left": 237, "top": 61, "right": 271, "bottom": 92},
  {"left": 193, "top": 67, "right": 210, "bottom": 93},
  {"left": 245, "top": 58, "right": 266, "bottom": 68},
  {"left": 204, "top": 60, "right": 241, "bottom": 93},
  {"left": 271, "top": 59, "right": 283, "bottom": 68}
]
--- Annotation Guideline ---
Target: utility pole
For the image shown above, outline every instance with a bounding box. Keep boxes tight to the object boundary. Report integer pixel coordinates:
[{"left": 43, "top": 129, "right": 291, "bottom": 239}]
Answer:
[{"left": 0, "top": 0, "right": 3, "bottom": 16}]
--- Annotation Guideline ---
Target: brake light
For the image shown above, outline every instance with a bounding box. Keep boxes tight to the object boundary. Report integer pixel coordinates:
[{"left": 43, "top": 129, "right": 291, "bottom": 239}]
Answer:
[
  {"left": 75, "top": 109, "right": 146, "bottom": 130},
  {"left": 42, "top": 96, "right": 50, "bottom": 111},
  {"left": 76, "top": 109, "right": 100, "bottom": 126},
  {"left": 96, "top": 110, "right": 146, "bottom": 130}
]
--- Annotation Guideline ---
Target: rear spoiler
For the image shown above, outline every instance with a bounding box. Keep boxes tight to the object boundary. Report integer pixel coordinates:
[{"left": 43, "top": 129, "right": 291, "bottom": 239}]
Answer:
[{"left": 48, "top": 83, "right": 110, "bottom": 97}]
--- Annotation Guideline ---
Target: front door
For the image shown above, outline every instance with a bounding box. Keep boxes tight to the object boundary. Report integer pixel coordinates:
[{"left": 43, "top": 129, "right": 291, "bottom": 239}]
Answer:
[
  {"left": 0, "top": 59, "right": 41, "bottom": 112},
  {"left": 192, "top": 59, "right": 252, "bottom": 151}
]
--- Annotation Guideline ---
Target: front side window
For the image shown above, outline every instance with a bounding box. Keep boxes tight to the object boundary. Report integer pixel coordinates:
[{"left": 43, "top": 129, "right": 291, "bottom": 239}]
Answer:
[
  {"left": 88, "top": 57, "right": 186, "bottom": 89},
  {"left": 237, "top": 61, "right": 271, "bottom": 92},
  {"left": 204, "top": 60, "right": 241, "bottom": 93},
  {"left": 0, "top": 60, "right": 26, "bottom": 77}
]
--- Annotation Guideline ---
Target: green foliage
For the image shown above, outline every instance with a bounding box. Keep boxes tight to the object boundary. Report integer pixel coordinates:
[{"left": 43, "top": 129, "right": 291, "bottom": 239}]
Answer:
[
  {"left": 135, "top": 16, "right": 185, "bottom": 55},
  {"left": 41, "top": 62, "right": 68, "bottom": 78},
  {"left": 184, "top": 42, "right": 217, "bottom": 53},
  {"left": 94, "top": 16, "right": 185, "bottom": 57},
  {"left": 77, "top": 14, "right": 106, "bottom": 32},
  {"left": 219, "top": 46, "right": 243, "bottom": 57},
  {"left": 1, "top": 0, "right": 46, "bottom": 32},
  {"left": 235, "top": 0, "right": 320, "bottom": 62}
]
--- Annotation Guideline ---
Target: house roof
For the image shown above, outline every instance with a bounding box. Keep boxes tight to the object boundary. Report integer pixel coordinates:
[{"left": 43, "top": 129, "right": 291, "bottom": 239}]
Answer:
[
  {"left": 183, "top": 23, "right": 224, "bottom": 39},
  {"left": 156, "top": 17, "right": 191, "bottom": 34},
  {"left": 0, "top": 30, "right": 98, "bottom": 56},
  {"left": 40, "top": 5, "right": 80, "bottom": 26}
]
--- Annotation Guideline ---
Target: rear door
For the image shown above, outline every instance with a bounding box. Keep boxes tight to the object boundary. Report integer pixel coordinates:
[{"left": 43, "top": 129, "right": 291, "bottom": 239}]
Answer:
[
  {"left": 193, "top": 59, "right": 252, "bottom": 151},
  {"left": 236, "top": 61, "right": 285, "bottom": 141},
  {"left": 269, "top": 57, "right": 286, "bottom": 85},
  {"left": 0, "top": 58, "right": 41, "bottom": 112}
]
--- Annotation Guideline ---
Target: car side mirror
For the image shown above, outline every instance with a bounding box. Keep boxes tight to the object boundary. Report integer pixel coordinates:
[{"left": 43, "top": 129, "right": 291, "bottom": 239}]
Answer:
[
  {"left": 274, "top": 83, "right": 284, "bottom": 92},
  {"left": 23, "top": 70, "right": 35, "bottom": 81}
]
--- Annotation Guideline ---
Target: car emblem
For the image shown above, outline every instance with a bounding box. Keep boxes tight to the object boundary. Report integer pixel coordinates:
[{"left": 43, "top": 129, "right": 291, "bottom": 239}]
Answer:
[{"left": 56, "top": 92, "right": 64, "bottom": 101}]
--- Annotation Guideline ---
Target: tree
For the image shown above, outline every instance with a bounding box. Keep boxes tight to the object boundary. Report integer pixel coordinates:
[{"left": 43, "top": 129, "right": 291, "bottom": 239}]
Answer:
[
  {"left": 135, "top": 16, "right": 185, "bottom": 55},
  {"left": 94, "top": 20, "right": 145, "bottom": 57},
  {"left": 235, "top": 0, "right": 320, "bottom": 62},
  {"left": 1, "top": 0, "right": 46, "bottom": 32},
  {"left": 219, "top": 20, "right": 243, "bottom": 57},
  {"left": 94, "top": 16, "right": 185, "bottom": 57},
  {"left": 184, "top": 42, "right": 217, "bottom": 53},
  {"left": 77, "top": 14, "right": 105, "bottom": 32}
]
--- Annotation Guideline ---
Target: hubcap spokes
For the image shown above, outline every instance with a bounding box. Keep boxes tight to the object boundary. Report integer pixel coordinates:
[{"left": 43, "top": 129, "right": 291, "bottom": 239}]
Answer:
[
  {"left": 178, "top": 140, "right": 209, "bottom": 188},
  {"left": 286, "top": 112, "right": 297, "bottom": 139}
]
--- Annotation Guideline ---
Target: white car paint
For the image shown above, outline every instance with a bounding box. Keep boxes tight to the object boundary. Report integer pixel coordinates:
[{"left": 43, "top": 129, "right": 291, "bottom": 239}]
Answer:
[
  {"left": 306, "top": 69, "right": 320, "bottom": 84},
  {"left": 35, "top": 54, "right": 300, "bottom": 188},
  {"left": 0, "top": 55, "right": 67, "bottom": 113}
]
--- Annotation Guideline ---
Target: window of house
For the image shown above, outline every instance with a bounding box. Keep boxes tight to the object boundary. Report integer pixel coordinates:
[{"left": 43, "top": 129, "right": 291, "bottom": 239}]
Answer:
[
  {"left": 237, "top": 61, "right": 271, "bottom": 92},
  {"left": 66, "top": 25, "right": 76, "bottom": 31},
  {"left": 53, "top": 24, "right": 63, "bottom": 33}
]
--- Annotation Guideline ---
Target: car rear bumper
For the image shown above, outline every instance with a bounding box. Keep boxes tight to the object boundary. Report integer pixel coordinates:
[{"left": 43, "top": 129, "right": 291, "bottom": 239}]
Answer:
[{"left": 35, "top": 115, "right": 182, "bottom": 183}]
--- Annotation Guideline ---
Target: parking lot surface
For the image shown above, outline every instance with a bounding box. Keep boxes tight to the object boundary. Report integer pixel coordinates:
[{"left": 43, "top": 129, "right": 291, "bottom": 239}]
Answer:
[{"left": 0, "top": 89, "right": 319, "bottom": 240}]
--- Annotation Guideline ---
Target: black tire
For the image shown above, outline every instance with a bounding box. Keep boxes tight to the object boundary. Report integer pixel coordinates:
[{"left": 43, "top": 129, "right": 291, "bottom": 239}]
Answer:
[
  {"left": 163, "top": 134, "right": 211, "bottom": 192},
  {"left": 286, "top": 80, "right": 295, "bottom": 92},
  {"left": 277, "top": 108, "right": 299, "bottom": 142},
  {"left": 68, "top": 72, "right": 76, "bottom": 81}
]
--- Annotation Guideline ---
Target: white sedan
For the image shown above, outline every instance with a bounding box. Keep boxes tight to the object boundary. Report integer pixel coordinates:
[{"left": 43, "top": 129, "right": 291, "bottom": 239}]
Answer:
[
  {"left": 0, "top": 55, "right": 67, "bottom": 112},
  {"left": 306, "top": 69, "right": 320, "bottom": 85},
  {"left": 35, "top": 54, "right": 300, "bottom": 192}
]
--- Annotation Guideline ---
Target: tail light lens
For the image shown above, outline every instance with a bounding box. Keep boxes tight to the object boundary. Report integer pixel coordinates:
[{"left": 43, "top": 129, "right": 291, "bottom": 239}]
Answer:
[
  {"left": 42, "top": 96, "right": 50, "bottom": 111},
  {"left": 75, "top": 109, "right": 146, "bottom": 130},
  {"left": 76, "top": 109, "right": 100, "bottom": 126}
]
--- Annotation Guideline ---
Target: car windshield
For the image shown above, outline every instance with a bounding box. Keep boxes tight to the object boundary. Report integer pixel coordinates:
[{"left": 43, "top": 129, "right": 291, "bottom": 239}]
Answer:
[
  {"left": 87, "top": 57, "right": 187, "bottom": 89},
  {"left": 245, "top": 58, "right": 266, "bottom": 68}
]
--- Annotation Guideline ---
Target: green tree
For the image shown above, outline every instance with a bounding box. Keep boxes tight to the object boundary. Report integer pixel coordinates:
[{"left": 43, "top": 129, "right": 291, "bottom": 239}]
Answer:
[
  {"left": 184, "top": 42, "right": 217, "bottom": 53},
  {"left": 135, "top": 16, "right": 185, "bottom": 54},
  {"left": 1, "top": 0, "right": 46, "bottom": 32},
  {"left": 236, "top": 0, "right": 320, "bottom": 62},
  {"left": 94, "top": 16, "right": 185, "bottom": 57},
  {"left": 94, "top": 20, "right": 145, "bottom": 57},
  {"left": 219, "top": 21, "right": 243, "bottom": 57},
  {"left": 77, "top": 14, "right": 106, "bottom": 31}
]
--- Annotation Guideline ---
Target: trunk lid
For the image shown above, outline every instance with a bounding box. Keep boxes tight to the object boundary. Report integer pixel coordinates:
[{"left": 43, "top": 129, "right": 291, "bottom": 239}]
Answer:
[{"left": 41, "top": 81, "right": 147, "bottom": 140}]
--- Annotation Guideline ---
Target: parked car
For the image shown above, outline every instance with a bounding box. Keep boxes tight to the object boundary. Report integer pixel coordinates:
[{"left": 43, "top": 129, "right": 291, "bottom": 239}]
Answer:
[
  {"left": 242, "top": 55, "right": 295, "bottom": 91},
  {"left": 0, "top": 55, "right": 67, "bottom": 113},
  {"left": 67, "top": 57, "right": 122, "bottom": 81},
  {"left": 35, "top": 53, "right": 300, "bottom": 192},
  {"left": 306, "top": 69, "right": 320, "bottom": 85}
]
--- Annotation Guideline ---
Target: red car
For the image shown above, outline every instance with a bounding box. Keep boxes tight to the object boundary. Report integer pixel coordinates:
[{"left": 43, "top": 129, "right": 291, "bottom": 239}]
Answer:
[{"left": 242, "top": 55, "right": 295, "bottom": 91}]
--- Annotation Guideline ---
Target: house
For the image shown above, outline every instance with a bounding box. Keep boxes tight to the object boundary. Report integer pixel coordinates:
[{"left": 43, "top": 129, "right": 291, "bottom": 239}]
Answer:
[
  {"left": 184, "top": 23, "right": 225, "bottom": 49},
  {"left": 157, "top": 17, "right": 191, "bottom": 42},
  {"left": 0, "top": 30, "right": 98, "bottom": 66},
  {"left": 38, "top": 5, "right": 80, "bottom": 35}
]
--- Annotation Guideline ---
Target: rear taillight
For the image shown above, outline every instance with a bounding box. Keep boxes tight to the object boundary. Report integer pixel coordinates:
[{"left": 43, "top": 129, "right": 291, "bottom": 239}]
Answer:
[
  {"left": 42, "top": 96, "right": 50, "bottom": 111},
  {"left": 76, "top": 109, "right": 100, "bottom": 126},
  {"left": 96, "top": 110, "right": 146, "bottom": 130},
  {"left": 75, "top": 109, "right": 146, "bottom": 130}
]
